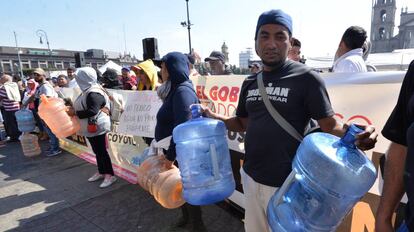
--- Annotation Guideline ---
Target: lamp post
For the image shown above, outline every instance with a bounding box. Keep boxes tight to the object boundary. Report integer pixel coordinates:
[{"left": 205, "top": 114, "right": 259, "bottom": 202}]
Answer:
[
  {"left": 36, "top": 29, "right": 51, "bottom": 56},
  {"left": 181, "top": 0, "right": 193, "bottom": 53},
  {"left": 13, "top": 31, "right": 24, "bottom": 79}
]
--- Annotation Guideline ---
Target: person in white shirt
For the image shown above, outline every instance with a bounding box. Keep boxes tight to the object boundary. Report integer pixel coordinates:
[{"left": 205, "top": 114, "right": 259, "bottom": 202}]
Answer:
[
  {"left": 67, "top": 67, "right": 79, "bottom": 88},
  {"left": 332, "top": 26, "right": 368, "bottom": 73}
]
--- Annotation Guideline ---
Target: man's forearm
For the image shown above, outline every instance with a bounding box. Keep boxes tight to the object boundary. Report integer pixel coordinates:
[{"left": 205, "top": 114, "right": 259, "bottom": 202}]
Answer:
[
  {"left": 209, "top": 111, "right": 246, "bottom": 132},
  {"left": 376, "top": 142, "right": 407, "bottom": 221}
]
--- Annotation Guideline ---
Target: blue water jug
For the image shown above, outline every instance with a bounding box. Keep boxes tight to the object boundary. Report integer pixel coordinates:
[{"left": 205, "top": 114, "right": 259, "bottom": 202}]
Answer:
[
  {"left": 267, "top": 124, "right": 377, "bottom": 232},
  {"left": 15, "top": 109, "right": 36, "bottom": 132},
  {"left": 173, "top": 104, "right": 235, "bottom": 205}
]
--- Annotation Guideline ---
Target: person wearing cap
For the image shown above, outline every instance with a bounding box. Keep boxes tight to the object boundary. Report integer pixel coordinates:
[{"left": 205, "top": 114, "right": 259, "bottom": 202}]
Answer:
[
  {"left": 248, "top": 62, "right": 262, "bottom": 74},
  {"left": 155, "top": 52, "right": 206, "bottom": 232},
  {"left": 120, "top": 67, "right": 137, "bottom": 90},
  {"left": 332, "top": 26, "right": 368, "bottom": 73},
  {"left": 100, "top": 68, "right": 123, "bottom": 90},
  {"left": 24, "top": 68, "right": 61, "bottom": 156},
  {"left": 131, "top": 60, "right": 158, "bottom": 91},
  {"left": 204, "top": 51, "right": 232, "bottom": 75},
  {"left": 201, "top": 9, "right": 378, "bottom": 231}
]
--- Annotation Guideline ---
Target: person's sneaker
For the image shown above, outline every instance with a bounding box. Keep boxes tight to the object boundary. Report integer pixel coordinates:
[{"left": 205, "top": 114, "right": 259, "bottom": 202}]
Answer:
[
  {"left": 99, "top": 176, "right": 117, "bottom": 188},
  {"left": 46, "top": 149, "right": 62, "bottom": 157},
  {"left": 88, "top": 173, "right": 103, "bottom": 182}
]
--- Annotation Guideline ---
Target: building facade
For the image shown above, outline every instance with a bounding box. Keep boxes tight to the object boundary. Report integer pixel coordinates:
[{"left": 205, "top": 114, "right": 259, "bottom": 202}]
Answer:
[
  {"left": 371, "top": 0, "right": 414, "bottom": 53},
  {"left": 0, "top": 46, "right": 139, "bottom": 76},
  {"left": 239, "top": 48, "right": 253, "bottom": 69}
]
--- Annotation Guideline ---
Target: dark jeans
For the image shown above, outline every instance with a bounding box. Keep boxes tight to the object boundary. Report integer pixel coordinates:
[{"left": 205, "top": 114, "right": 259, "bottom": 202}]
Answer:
[
  {"left": 87, "top": 133, "right": 114, "bottom": 175},
  {"left": 3, "top": 110, "right": 21, "bottom": 140},
  {"left": 41, "top": 120, "right": 59, "bottom": 152},
  {"left": 32, "top": 108, "right": 44, "bottom": 132}
]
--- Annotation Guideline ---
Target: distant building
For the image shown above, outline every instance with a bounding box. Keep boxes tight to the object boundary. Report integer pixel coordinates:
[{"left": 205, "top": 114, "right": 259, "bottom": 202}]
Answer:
[
  {"left": 239, "top": 48, "right": 254, "bottom": 69},
  {"left": 371, "top": 0, "right": 414, "bottom": 53},
  {"left": 0, "top": 46, "right": 140, "bottom": 76}
]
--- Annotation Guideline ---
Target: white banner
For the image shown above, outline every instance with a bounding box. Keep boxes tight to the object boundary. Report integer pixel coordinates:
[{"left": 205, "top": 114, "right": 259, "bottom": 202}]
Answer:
[{"left": 117, "top": 90, "right": 162, "bottom": 137}]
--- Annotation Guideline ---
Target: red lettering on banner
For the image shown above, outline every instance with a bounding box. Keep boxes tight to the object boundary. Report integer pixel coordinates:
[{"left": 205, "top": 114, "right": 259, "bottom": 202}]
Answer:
[
  {"left": 217, "top": 103, "right": 227, "bottom": 115},
  {"left": 229, "top": 87, "right": 240, "bottom": 102},
  {"left": 348, "top": 115, "right": 372, "bottom": 125},
  {"left": 196, "top": 85, "right": 208, "bottom": 99},
  {"left": 210, "top": 86, "right": 219, "bottom": 101},
  {"left": 218, "top": 87, "right": 229, "bottom": 102},
  {"left": 334, "top": 113, "right": 372, "bottom": 125}
]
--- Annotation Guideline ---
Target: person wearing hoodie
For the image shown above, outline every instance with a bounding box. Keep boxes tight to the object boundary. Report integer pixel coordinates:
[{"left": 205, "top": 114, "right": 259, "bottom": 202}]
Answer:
[
  {"left": 131, "top": 59, "right": 158, "bottom": 91},
  {"left": 67, "top": 67, "right": 116, "bottom": 188},
  {"left": 155, "top": 52, "right": 207, "bottom": 232},
  {"left": 0, "top": 74, "right": 21, "bottom": 142}
]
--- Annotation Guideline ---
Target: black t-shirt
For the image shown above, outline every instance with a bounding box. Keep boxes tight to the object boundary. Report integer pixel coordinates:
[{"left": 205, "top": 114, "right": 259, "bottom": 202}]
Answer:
[
  {"left": 236, "top": 60, "right": 334, "bottom": 187},
  {"left": 382, "top": 60, "right": 414, "bottom": 230}
]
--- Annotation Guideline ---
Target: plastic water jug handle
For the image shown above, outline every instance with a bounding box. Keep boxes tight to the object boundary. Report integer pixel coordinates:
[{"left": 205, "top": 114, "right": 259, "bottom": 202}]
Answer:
[
  {"left": 40, "top": 94, "right": 49, "bottom": 103},
  {"left": 273, "top": 170, "right": 297, "bottom": 205},
  {"left": 209, "top": 144, "right": 220, "bottom": 180}
]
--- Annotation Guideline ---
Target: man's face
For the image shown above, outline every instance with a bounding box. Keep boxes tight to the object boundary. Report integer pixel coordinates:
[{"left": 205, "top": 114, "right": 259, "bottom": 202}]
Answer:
[
  {"left": 255, "top": 24, "right": 291, "bottom": 68},
  {"left": 57, "top": 77, "right": 68, "bottom": 87},
  {"left": 288, "top": 46, "right": 301, "bottom": 62},
  {"left": 121, "top": 70, "right": 129, "bottom": 78},
  {"left": 33, "top": 73, "right": 43, "bottom": 82},
  {"left": 208, "top": 60, "right": 224, "bottom": 75},
  {"left": 67, "top": 70, "right": 74, "bottom": 77}
]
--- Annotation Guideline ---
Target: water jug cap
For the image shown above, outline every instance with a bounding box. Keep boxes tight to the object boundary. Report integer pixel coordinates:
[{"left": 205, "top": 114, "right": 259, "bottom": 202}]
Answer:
[
  {"left": 190, "top": 104, "right": 203, "bottom": 119},
  {"left": 340, "top": 124, "right": 363, "bottom": 148}
]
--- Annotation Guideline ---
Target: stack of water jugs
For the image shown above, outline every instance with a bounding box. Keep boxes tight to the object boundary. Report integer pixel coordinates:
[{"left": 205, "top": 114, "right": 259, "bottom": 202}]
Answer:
[
  {"left": 267, "top": 124, "right": 377, "bottom": 232},
  {"left": 136, "top": 104, "right": 236, "bottom": 208},
  {"left": 15, "top": 109, "right": 41, "bottom": 157},
  {"left": 38, "top": 94, "right": 80, "bottom": 138}
]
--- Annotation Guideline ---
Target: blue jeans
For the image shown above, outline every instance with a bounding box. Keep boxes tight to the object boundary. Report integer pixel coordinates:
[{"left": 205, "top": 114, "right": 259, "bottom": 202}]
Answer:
[{"left": 42, "top": 121, "right": 59, "bottom": 151}]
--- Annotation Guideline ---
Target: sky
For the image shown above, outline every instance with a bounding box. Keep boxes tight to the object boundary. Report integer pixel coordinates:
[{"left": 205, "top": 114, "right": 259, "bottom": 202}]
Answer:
[{"left": 1, "top": 0, "right": 414, "bottom": 66}]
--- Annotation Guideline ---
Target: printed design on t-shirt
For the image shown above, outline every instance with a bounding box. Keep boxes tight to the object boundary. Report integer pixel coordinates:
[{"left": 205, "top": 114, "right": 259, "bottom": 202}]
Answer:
[{"left": 246, "top": 83, "right": 290, "bottom": 103}]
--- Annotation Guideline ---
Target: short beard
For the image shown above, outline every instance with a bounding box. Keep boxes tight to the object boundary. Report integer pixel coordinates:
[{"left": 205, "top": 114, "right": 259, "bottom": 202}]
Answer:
[{"left": 262, "top": 59, "right": 285, "bottom": 70}]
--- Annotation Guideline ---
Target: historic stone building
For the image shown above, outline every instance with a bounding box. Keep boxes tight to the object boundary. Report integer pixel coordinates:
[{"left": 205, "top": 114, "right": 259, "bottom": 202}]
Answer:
[{"left": 371, "top": 0, "right": 414, "bottom": 53}]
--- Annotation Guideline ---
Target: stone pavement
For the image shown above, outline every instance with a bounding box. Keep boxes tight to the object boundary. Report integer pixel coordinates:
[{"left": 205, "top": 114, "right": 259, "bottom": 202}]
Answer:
[{"left": 0, "top": 140, "right": 244, "bottom": 232}]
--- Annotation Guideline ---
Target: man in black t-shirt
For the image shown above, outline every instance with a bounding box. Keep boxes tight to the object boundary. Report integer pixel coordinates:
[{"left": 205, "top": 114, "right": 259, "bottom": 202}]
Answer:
[
  {"left": 376, "top": 60, "right": 414, "bottom": 232},
  {"left": 203, "top": 9, "right": 378, "bottom": 232}
]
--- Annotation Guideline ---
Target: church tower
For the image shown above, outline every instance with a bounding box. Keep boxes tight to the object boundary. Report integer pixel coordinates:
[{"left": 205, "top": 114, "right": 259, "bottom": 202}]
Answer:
[
  {"left": 221, "top": 42, "right": 229, "bottom": 63},
  {"left": 371, "top": 0, "right": 397, "bottom": 53}
]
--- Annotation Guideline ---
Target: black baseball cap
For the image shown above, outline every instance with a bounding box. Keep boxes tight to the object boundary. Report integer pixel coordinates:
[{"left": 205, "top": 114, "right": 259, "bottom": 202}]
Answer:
[{"left": 204, "top": 51, "right": 225, "bottom": 63}]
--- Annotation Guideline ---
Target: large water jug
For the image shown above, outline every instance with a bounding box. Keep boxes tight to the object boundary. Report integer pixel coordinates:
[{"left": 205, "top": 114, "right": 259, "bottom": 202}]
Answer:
[
  {"left": 20, "top": 133, "right": 41, "bottom": 157},
  {"left": 15, "top": 109, "right": 36, "bottom": 132},
  {"left": 38, "top": 95, "right": 80, "bottom": 138},
  {"left": 173, "top": 104, "right": 235, "bottom": 205},
  {"left": 267, "top": 124, "right": 377, "bottom": 232},
  {"left": 136, "top": 155, "right": 185, "bottom": 209}
]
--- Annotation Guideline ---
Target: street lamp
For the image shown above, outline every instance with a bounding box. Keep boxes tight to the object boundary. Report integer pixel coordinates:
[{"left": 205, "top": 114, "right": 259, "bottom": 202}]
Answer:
[
  {"left": 181, "top": 0, "right": 193, "bottom": 53},
  {"left": 36, "top": 29, "right": 51, "bottom": 56},
  {"left": 13, "top": 31, "right": 24, "bottom": 79}
]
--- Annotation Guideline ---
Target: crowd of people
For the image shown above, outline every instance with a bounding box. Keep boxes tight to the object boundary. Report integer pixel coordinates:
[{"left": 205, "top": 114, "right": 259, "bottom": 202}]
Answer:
[{"left": 0, "top": 7, "right": 412, "bottom": 232}]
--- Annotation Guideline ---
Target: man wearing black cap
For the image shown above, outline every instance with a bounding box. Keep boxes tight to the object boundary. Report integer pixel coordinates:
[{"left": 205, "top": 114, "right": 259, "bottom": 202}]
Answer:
[
  {"left": 204, "top": 51, "right": 232, "bottom": 75},
  {"left": 203, "top": 9, "right": 377, "bottom": 231}
]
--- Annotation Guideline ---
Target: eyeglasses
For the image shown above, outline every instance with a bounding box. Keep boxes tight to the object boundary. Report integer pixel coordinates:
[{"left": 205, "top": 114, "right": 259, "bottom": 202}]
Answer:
[{"left": 33, "top": 73, "right": 41, "bottom": 77}]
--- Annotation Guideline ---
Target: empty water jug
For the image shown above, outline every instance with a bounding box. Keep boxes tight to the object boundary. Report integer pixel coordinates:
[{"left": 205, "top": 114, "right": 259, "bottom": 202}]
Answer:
[
  {"left": 15, "top": 109, "right": 36, "bottom": 132},
  {"left": 38, "top": 95, "right": 80, "bottom": 138},
  {"left": 136, "top": 155, "right": 185, "bottom": 209},
  {"left": 20, "top": 133, "right": 41, "bottom": 157},
  {"left": 173, "top": 104, "right": 235, "bottom": 205},
  {"left": 267, "top": 124, "right": 377, "bottom": 232}
]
